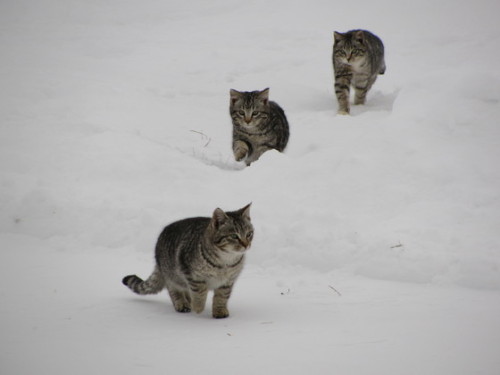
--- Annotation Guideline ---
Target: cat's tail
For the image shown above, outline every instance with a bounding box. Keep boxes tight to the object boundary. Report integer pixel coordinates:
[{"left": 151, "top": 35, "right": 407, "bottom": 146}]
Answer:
[
  {"left": 379, "top": 60, "right": 386, "bottom": 75},
  {"left": 122, "top": 266, "right": 164, "bottom": 295}
]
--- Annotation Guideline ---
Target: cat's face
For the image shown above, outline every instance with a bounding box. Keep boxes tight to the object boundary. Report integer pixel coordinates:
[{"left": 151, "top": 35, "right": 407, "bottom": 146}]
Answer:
[
  {"left": 211, "top": 204, "right": 254, "bottom": 253},
  {"left": 230, "top": 89, "right": 270, "bottom": 129},
  {"left": 334, "top": 31, "right": 367, "bottom": 67}
]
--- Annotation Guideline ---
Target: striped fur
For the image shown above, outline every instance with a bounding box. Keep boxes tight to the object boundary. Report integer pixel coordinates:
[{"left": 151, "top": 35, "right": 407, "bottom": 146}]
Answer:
[
  {"left": 122, "top": 204, "right": 253, "bottom": 319},
  {"left": 122, "top": 266, "right": 164, "bottom": 294},
  {"left": 333, "top": 29, "right": 385, "bottom": 115},
  {"left": 230, "top": 88, "right": 289, "bottom": 166}
]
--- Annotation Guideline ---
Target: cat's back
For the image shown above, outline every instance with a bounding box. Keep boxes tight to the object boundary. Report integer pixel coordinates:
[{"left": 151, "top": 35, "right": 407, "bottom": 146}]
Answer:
[
  {"left": 356, "top": 30, "right": 385, "bottom": 74},
  {"left": 155, "top": 216, "right": 210, "bottom": 260},
  {"left": 342, "top": 29, "right": 384, "bottom": 50},
  {"left": 361, "top": 29, "right": 383, "bottom": 47},
  {"left": 268, "top": 101, "right": 289, "bottom": 150},
  {"left": 269, "top": 100, "right": 286, "bottom": 118}
]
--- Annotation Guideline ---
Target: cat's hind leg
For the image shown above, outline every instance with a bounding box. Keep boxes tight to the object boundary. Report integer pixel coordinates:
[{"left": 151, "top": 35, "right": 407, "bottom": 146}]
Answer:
[
  {"left": 353, "top": 74, "right": 376, "bottom": 106},
  {"left": 166, "top": 285, "right": 192, "bottom": 313}
]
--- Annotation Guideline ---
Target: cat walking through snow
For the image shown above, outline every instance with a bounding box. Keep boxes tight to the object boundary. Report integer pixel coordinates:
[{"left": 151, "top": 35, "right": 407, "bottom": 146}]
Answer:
[
  {"left": 230, "top": 88, "right": 289, "bottom": 166},
  {"left": 123, "top": 204, "right": 253, "bottom": 319},
  {"left": 333, "top": 29, "right": 386, "bottom": 115}
]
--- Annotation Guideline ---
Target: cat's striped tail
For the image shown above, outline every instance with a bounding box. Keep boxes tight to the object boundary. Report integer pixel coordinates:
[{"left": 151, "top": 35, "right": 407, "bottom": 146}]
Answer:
[{"left": 122, "top": 266, "right": 164, "bottom": 295}]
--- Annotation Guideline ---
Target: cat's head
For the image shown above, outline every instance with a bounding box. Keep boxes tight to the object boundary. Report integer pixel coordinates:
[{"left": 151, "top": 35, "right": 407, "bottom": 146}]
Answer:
[
  {"left": 230, "top": 88, "right": 270, "bottom": 129},
  {"left": 333, "top": 30, "right": 368, "bottom": 66},
  {"left": 210, "top": 203, "right": 254, "bottom": 254}
]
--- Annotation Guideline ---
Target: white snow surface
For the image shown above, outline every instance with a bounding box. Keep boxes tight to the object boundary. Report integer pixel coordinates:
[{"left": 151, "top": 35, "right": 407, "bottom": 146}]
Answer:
[{"left": 1, "top": 0, "right": 500, "bottom": 374}]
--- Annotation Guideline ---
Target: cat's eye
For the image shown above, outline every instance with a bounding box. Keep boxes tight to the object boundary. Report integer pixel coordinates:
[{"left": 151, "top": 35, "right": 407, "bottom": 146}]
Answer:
[
  {"left": 238, "top": 110, "right": 245, "bottom": 116},
  {"left": 252, "top": 111, "right": 260, "bottom": 117},
  {"left": 246, "top": 231, "right": 253, "bottom": 239},
  {"left": 230, "top": 234, "right": 239, "bottom": 240}
]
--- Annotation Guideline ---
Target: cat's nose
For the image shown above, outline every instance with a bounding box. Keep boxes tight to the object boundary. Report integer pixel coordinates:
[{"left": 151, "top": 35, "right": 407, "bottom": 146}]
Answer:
[{"left": 244, "top": 117, "right": 252, "bottom": 124}]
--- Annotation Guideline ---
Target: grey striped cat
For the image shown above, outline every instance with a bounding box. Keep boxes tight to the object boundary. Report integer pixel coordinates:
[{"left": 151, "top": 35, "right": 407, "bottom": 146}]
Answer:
[
  {"left": 333, "top": 29, "right": 386, "bottom": 115},
  {"left": 123, "top": 204, "right": 253, "bottom": 319},
  {"left": 230, "top": 88, "right": 289, "bottom": 166}
]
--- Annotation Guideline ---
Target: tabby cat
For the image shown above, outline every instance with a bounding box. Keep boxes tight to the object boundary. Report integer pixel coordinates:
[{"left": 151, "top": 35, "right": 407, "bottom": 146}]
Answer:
[
  {"left": 333, "top": 29, "right": 386, "bottom": 115},
  {"left": 230, "top": 88, "right": 289, "bottom": 166},
  {"left": 122, "top": 204, "right": 253, "bottom": 319}
]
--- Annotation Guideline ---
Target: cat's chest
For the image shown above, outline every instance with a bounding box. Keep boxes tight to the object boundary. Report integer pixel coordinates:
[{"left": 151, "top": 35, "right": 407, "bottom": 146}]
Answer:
[
  {"left": 202, "top": 264, "right": 241, "bottom": 289},
  {"left": 206, "top": 273, "right": 230, "bottom": 289},
  {"left": 235, "top": 123, "right": 274, "bottom": 139}
]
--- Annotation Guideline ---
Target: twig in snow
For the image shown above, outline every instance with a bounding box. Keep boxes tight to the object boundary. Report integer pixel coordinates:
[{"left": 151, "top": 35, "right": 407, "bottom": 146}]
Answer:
[
  {"left": 328, "top": 285, "right": 342, "bottom": 296},
  {"left": 280, "top": 288, "right": 290, "bottom": 295},
  {"left": 190, "top": 130, "right": 211, "bottom": 147},
  {"left": 390, "top": 242, "right": 404, "bottom": 249}
]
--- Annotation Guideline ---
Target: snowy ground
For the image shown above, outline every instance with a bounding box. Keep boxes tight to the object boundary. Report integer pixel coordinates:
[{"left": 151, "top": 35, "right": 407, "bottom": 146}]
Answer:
[{"left": 1, "top": 0, "right": 500, "bottom": 374}]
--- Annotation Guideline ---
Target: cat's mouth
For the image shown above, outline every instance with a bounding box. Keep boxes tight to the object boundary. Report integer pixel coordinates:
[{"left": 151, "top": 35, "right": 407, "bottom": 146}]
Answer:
[
  {"left": 239, "top": 121, "right": 255, "bottom": 128},
  {"left": 221, "top": 244, "right": 250, "bottom": 253},
  {"left": 237, "top": 245, "right": 250, "bottom": 252}
]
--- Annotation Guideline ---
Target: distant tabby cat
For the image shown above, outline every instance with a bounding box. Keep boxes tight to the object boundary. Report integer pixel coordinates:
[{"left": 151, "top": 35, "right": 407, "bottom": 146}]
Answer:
[
  {"left": 333, "top": 29, "right": 386, "bottom": 115},
  {"left": 230, "top": 88, "right": 289, "bottom": 166},
  {"left": 122, "top": 204, "right": 253, "bottom": 319}
]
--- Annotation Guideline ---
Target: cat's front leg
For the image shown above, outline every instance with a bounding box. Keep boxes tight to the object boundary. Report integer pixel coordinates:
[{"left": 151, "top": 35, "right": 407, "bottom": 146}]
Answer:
[
  {"left": 334, "top": 72, "right": 352, "bottom": 115},
  {"left": 189, "top": 281, "right": 208, "bottom": 314},
  {"left": 233, "top": 140, "right": 249, "bottom": 162},
  {"left": 212, "top": 284, "right": 233, "bottom": 319},
  {"left": 243, "top": 151, "right": 259, "bottom": 167}
]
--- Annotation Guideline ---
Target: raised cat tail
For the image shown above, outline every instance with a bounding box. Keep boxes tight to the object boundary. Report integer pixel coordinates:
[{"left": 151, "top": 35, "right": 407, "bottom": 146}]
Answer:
[{"left": 122, "top": 266, "right": 164, "bottom": 295}]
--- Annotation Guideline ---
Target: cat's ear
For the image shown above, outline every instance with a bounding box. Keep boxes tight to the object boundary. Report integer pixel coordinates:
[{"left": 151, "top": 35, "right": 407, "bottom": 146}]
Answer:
[
  {"left": 212, "top": 208, "right": 229, "bottom": 229},
  {"left": 238, "top": 203, "right": 252, "bottom": 220},
  {"left": 230, "top": 89, "right": 241, "bottom": 106},
  {"left": 333, "top": 31, "right": 343, "bottom": 43},
  {"left": 354, "top": 30, "right": 365, "bottom": 44},
  {"left": 258, "top": 88, "right": 269, "bottom": 106}
]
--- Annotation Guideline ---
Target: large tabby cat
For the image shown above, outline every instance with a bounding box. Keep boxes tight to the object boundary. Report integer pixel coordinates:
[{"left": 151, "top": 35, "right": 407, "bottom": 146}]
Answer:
[
  {"left": 123, "top": 204, "right": 253, "bottom": 319},
  {"left": 333, "top": 29, "right": 386, "bottom": 115},
  {"left": 230, "top": 88, "right": 289, "bottom": 166}
]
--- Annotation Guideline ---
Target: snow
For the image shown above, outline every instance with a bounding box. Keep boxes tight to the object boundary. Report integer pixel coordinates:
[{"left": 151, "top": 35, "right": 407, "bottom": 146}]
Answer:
[{"left": 1, "top": 0, "right": 500, "bottom": 374}]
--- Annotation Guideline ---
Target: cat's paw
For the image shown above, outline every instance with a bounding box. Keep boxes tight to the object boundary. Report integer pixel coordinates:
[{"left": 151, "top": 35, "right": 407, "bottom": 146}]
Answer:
[
  {"left": 213, "top": 308, "right": 230, "bottom": 319},
  {"left": 337, "top": 110, "right": 350, "bottom": 116},
  {"left": 192, "top": 302, "right": 205, "bottom": 314},
  {"left": 233, "top": 141, "right": 249, "bottom": 162},
  {"left": 174, "top": 302, "right": 191, "bottom": 313},
  {"left": 234, "top": 150, "right": 248, "bottom": 162}
]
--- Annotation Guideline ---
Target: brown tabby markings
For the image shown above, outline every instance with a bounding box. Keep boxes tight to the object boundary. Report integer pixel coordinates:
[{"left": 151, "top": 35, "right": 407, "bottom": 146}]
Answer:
[
  {"left": 230, "top": 88, "right": 289, "bottom": 166},
  {"left": 333, "top": 29, "right": 386, "bottom": 115},
  {"left": 122, "top": 204, "right": 253, "bottom": 319}
]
